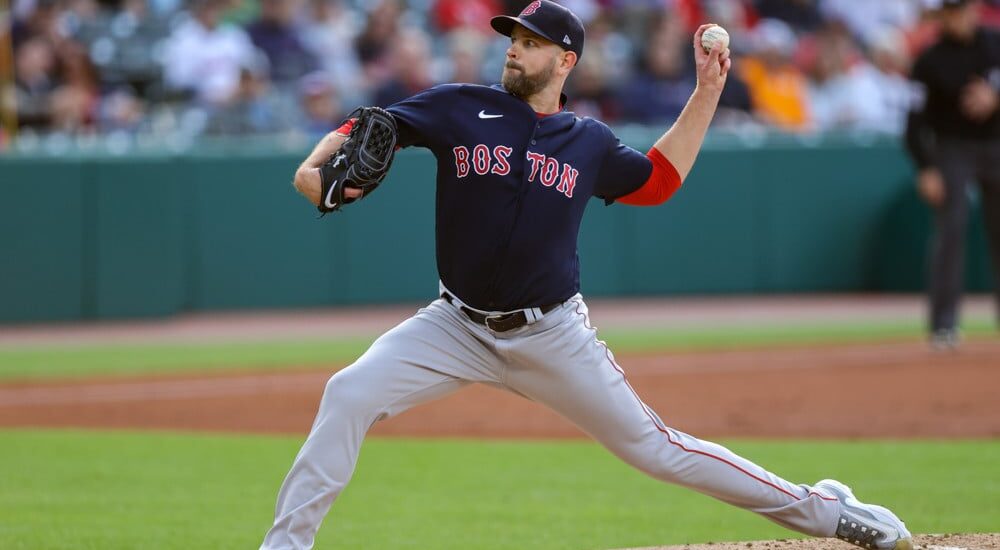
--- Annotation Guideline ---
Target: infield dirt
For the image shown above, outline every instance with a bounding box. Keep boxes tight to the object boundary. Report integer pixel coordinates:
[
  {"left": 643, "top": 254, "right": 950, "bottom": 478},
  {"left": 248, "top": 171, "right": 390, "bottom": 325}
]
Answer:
[
  {"left": 618, "top": 533, "right": 1000, "bottom": 550},
  {"left": 1, "top": 338, "right": 998, "bottom": 438}
]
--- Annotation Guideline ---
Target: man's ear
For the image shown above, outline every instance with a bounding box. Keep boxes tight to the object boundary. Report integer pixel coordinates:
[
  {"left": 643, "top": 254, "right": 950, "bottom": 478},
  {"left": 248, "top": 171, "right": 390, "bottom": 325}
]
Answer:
[{"left": 561, "top": 51, "right": 578, "bottom": 72}]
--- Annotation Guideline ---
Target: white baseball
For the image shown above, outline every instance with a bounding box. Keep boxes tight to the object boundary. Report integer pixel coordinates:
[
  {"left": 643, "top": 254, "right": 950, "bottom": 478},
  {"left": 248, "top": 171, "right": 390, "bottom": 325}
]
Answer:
[{"left": 701, "top": 25, "right": 730, "bottom": 53}]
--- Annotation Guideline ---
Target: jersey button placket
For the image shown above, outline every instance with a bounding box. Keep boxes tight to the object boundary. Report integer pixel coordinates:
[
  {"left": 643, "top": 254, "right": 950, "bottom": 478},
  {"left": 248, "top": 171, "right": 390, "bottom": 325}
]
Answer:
[{"left": 484, "top": 115, "right": 540, "bottom": 307}]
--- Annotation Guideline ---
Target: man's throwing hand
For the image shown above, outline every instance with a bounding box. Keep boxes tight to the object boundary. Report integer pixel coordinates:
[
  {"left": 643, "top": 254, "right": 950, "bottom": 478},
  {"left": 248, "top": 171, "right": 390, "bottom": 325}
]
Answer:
[{"left": 693, "top": 24, "right": 731, "bottom": 93}]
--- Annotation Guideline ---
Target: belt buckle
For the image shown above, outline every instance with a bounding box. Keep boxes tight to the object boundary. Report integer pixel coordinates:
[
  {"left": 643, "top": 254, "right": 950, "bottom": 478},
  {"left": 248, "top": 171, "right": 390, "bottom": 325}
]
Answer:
[{"left": 484, "top": 313, "right": 507, "bottom": 332}]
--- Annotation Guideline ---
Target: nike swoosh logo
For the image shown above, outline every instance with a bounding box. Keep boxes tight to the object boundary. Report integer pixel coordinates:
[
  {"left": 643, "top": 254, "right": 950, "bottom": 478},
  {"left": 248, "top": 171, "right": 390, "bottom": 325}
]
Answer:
[
  {"left": 478, "top": 110, "right": 503, "bottom": 119},
  {"left": 323, "top": 179, "right": 340, "bottom": 209}
]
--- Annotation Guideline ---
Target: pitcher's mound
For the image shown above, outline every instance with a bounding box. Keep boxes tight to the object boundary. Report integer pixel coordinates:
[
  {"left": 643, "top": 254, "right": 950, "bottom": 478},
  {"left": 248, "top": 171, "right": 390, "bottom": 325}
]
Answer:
[{"left": 617, "top": 533, "right": 1000, "bottom": 550}]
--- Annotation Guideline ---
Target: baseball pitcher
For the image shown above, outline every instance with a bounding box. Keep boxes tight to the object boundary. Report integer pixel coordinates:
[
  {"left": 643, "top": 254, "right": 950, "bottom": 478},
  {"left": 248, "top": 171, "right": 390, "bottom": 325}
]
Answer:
[{"left": 261, "top": 2, "right": 913, "bottom": 549}]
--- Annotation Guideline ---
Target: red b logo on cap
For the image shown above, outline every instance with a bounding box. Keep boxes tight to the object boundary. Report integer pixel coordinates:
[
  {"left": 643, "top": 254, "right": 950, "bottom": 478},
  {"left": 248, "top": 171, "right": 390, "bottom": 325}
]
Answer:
[{"left": 520, "top": 0, "right": 541, "bottom": 16}]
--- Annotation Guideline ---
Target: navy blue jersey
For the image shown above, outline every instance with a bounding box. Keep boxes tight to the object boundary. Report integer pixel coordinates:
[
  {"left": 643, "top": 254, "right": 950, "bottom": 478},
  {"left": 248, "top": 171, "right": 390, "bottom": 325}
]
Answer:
[{"left": 387, "top": 83, "right": 652, "bottom": 311}]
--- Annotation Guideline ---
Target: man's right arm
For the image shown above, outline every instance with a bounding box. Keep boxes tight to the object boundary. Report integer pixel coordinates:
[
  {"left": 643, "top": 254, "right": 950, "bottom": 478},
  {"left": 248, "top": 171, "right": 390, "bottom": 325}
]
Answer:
[
  {"left": 295, "top": 84, "right": 450, "bottom": 206},
  {"left": 903, "top": 58, "right": 945, "bottom": 207},
  {"left": 293, "top": 124, "right": 359, "bottom": 206}
]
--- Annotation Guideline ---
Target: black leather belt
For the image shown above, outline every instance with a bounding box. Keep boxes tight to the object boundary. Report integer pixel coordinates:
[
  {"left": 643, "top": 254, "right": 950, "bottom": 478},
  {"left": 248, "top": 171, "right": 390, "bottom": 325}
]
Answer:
[{"left": 441, "top": 293, "right": 561, "bottom": 332}]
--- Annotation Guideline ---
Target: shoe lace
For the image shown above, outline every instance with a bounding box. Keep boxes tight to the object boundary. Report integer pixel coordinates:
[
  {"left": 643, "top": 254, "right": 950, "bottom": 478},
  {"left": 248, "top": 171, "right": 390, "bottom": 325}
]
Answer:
[{"left": 835, "top": 516, "right": 882, "bottom": 549}]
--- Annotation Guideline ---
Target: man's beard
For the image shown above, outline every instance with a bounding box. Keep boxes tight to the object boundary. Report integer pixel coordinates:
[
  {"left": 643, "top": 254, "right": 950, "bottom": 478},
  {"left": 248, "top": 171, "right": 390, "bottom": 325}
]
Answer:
[{"left": 501, "top": 58, "right": 556, "bottom": 99}]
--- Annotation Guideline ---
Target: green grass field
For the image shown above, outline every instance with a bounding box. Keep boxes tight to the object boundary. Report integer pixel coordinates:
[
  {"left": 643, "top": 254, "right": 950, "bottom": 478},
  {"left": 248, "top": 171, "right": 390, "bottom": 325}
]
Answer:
[
  {"left": 1, "top": 317, "right": 995, "bottom": 381},
  {"left": 2, "top": 318, "right": 997, "bottom": 548},
  {"left": 1, "top": 430, "right": 998, "bottom": 550}
]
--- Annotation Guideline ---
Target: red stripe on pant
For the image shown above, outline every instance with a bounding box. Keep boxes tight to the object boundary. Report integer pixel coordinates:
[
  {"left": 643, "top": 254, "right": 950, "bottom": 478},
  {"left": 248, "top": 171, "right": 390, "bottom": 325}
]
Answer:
[{"left": 571, "top": 299, "right": 837, "bottom": 504}]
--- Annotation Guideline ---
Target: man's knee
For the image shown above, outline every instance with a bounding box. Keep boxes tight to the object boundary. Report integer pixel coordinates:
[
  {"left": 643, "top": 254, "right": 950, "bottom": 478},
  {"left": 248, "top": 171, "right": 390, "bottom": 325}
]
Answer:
[{"left": 321, "top": 366, "right": 386, "bottom": 419}]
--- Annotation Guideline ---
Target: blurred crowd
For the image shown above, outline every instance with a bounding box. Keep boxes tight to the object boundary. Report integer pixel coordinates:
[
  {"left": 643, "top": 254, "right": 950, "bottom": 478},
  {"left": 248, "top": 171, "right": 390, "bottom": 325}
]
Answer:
[{"left": 2, "top": 0, "right": 1000, "bottom": 147}]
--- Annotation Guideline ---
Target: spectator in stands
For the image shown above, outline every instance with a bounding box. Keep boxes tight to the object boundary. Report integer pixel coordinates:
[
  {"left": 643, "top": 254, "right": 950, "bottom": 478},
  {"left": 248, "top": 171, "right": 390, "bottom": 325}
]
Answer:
[
  {"left": 12, "top": 37, "right": 61, "bottom": 129},
  {"left": 50, "top": 38, "right": 98, "bottom": 131},
  {"left": 740, "top": 18, "right": 812, "bottom": 131},
  {"left": 675, "top": 0, "right": 757, "bottom": 39},
  {"left": 246, "top": 0, "right": 320, "bottom": 85},
  {"left": 905, "top": 0, "right": 1000, "bottom": 349},
  {"left": 297, "top": 71, "right": 343, "bottom": 138},
  {"left": 13, "top": 34, "right": 96, "bottom": 131},
  {"left": 372, "top": 28, "right": 434, "bottom": 107},
  {"left": 806, "top": 21, "right": 884, "bottom": 131},
  {"left": 432, "top": 0, "right": 500, "bottom": 35},
  {"left": 12, "top": 0, "right": 100, "bottom": 128},
  {"left": 618, "top": 17, "right": 695, "bottom": 124},
  {"left": 614, "top": 1, "right": 670, "bottom": 48},
  {"left": 818, "top": 0, "right": 920, "bottom": 47},
  {"left": 581, "top": 9, "right": 633, "bottom": 84},
  {"left": 566, "top": 45, "right": 620, "bottom": 122},
  {"left": 11, "top": 0, "right": 983, "bottom": 141},
  {"left": 438, "top": 28, "right": 488, "bottom": 84},
  {"left": 354, "top": 0, "right": 402, "bottom": 84},
  {"left": 161, "top": 0, "right": 258, "bottom": 105},
  {"left": 982, "top": 0, "right": 1000, "bottom": 27},
  {"left": 554, "top": 0, "right": 600, "bottom": 25},
  {"left": 204, "top": 51, "right": 297, "bottom": 135},
  {"left": 856, "top": 27, "right": 915, "bottom": 134},
  {"left": 752, "top": 0, "right": 823, "bottom": 32},
  {"left": 97, "top": 87, "right": 147, "bottom": 133},
  {"left": 300, "top": 0, "right": 367, "bottom": 107},
  {"left": 10, "top": 0, "right": 66, "bottom": 48},
  {"left": 74, "top": 0, "right": 169, "bottom": 96}
]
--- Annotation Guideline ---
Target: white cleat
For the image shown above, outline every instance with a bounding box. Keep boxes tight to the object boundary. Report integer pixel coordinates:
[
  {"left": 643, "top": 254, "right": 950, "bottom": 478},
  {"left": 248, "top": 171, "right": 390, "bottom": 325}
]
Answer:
[{"left": 815, "top": 479, "right": 913, "bottom": 550}]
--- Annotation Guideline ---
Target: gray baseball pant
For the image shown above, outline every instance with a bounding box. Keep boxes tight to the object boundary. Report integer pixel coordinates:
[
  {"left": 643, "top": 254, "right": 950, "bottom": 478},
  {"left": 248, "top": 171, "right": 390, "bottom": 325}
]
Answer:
[{"left": 260, "top": 294, "right": 842, "bottom": 549}]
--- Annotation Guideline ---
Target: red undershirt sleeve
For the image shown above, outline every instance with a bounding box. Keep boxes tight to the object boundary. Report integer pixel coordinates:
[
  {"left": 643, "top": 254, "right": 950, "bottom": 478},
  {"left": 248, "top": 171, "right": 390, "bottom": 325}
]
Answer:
[
  {"left": 334, "top": 118, "right": 356, "bottom": 136},
  {"left": 616, "top": 148, "right": 683, "bottom": 206},
  {"left": 334, "top": 117, "right": 402, "bottom": 151}
]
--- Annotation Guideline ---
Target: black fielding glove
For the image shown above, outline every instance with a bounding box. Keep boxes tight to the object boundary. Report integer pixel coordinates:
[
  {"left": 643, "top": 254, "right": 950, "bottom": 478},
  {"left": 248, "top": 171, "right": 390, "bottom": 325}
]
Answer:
[{"left": 318, "top": 106, "right": 398, "bottom": 213}]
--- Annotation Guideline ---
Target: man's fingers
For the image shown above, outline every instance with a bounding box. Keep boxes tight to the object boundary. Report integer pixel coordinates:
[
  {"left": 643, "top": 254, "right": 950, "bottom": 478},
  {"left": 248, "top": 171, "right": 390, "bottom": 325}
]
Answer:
[
  {"left": 719, "top": 48, "right": 731, "bottom": 63},
  {"left": 345, "top": 188, "right": 363, "bottom": 199},
  {"left": 708, "top": 42, "right": 722, "bottom": 64},
  {"left": 694, "top": 24, "right": 714, "bottom": 41},
  {"left": 722, "top": 57, "right": 732, "bottom": 75},
  {"left": 693, "top": 24, "right": 715, "bottom": 50},
  {"left": 695, "top": 23, "right": 716, "bottom": 36}
]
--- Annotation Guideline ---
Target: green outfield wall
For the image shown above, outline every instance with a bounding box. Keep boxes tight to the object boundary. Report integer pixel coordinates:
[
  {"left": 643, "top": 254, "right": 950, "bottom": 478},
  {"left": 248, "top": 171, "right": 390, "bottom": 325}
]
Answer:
[{"left": 0, "top": 135, "right": 994, "bottom": 322}]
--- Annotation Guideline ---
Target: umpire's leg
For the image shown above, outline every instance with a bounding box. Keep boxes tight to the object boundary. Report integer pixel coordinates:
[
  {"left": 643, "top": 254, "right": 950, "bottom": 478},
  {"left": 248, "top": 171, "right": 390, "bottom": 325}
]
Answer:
[
  {"left": 974, "top": 139, "right": 1000, "bottom": 325},
  {"left": 929, "top": 140, "right": 976, "bottom": 333}
]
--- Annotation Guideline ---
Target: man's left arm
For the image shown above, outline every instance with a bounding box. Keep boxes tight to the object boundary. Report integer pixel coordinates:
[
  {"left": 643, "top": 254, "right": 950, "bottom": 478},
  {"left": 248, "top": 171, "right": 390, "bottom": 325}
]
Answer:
[
  {"left": 606, "top": 25, "right": 730, "bottom": 207},
  {"left": 651, "top": 24, "right": 731, "bottom": 182}
]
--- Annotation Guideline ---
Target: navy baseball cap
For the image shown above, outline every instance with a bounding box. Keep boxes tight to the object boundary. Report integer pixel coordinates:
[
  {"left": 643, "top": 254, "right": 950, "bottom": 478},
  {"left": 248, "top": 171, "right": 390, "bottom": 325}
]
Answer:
[{"left": 490, "top": 1, "right": 585, "bottom": 60}]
